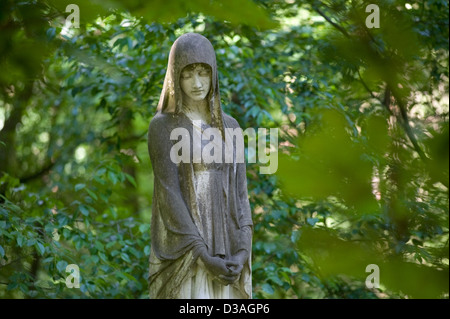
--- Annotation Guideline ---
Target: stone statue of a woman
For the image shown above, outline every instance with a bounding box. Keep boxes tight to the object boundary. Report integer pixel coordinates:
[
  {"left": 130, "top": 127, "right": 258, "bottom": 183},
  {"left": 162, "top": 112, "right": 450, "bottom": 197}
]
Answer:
[{"left": 147, "top": 33, "right": 253, "bottom": 299}]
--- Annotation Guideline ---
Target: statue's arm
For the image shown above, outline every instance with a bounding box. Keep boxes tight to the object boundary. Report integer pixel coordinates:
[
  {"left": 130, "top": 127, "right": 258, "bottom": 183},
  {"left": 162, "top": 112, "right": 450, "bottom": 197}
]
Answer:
[
  {"left": 234, "top": 160, "right": 253, "bottom": 264},
  {"left": 148, "top": 117, "right": 207, "bottom": 257},
  {"left": 225, "top": 162, "right": 252, "bottom": 276}
]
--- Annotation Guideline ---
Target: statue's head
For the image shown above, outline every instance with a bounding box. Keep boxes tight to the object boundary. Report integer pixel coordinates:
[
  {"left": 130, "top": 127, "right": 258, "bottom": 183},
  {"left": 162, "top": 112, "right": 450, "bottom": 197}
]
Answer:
[
  {"left": 157, "top": 33, "right": 225, "bottom": 136},
  {"left": 158, "top": 33, "right": 218, "bottom": 113}
]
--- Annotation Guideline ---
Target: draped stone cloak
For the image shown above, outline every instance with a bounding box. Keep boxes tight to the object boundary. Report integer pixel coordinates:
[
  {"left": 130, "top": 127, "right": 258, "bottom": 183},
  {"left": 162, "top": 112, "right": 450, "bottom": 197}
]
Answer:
[{"left": 147, "top": 33, "right": 253, "bottom": 299}]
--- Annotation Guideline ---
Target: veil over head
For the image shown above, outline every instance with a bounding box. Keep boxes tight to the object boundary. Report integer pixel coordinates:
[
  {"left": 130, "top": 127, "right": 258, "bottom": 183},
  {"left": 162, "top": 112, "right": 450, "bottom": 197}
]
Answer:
[{"left": 156, "top": 32, "right": 225, "bottom": 137}]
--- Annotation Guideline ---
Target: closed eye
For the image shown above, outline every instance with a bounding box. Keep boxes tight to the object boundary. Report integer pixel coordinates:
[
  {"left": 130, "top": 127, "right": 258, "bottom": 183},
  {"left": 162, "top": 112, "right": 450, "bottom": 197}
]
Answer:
[{"left": 181, "top": 73, "right": 192, "bottom": 79}]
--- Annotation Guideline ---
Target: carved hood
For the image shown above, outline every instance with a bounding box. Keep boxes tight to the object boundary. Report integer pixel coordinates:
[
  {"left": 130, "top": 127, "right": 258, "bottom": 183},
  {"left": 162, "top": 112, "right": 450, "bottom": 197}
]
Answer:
[{"left": 156, "top": 32, "right": 225, "bottom": 138}]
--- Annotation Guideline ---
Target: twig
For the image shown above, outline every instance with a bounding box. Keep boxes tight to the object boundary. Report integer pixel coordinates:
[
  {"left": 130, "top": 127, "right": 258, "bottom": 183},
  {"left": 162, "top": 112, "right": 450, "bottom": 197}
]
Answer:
[
  {"left": 357, "top": 70, "right": 379, "bottom": 100},
  {"left": 312, "top": 5, "right": 350, "bottom": 38},
  {"left": 19, "top": 161, "right": 55, "bottom": 183},
  {"left": 396, "top": 97, "right": 429, "bottom": 161}
]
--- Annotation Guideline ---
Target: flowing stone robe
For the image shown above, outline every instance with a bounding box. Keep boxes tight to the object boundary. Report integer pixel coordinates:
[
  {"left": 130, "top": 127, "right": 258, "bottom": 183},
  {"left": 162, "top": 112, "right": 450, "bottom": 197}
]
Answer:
[{"left": 147, "top": 33, "right": 253, "bottom": 299}]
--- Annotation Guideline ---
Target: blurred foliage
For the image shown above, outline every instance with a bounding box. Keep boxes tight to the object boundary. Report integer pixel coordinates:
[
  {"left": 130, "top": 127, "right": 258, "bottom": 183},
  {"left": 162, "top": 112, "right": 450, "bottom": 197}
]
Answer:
[{"left": 0, "top": 0, "right": 448, "bottom": 298}]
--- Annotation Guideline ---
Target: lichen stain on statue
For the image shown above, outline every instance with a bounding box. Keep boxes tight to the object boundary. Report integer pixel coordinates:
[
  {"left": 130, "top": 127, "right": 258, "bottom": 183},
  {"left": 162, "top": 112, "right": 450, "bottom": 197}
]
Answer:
[{"left": 147, "top": 33, "right": 253, "bottom": 299}]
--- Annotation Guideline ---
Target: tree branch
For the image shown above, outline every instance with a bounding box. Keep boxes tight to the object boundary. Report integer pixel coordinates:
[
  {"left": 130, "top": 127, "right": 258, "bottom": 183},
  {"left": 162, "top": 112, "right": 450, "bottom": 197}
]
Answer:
[
  {"left": 383, "top": 85, "right": 428, "bottom": 162},
  {"left": 312, "top": 5, "right": 350, "bottom": 38},
  {"left": 396, "top": 96, "right": 429, "bottom": 161},
  {"left": 19, "top": 161, "right": 55, "bottom": 183},
  {"left": 357, "top": 70, "right": 379, "bottom": 101}
]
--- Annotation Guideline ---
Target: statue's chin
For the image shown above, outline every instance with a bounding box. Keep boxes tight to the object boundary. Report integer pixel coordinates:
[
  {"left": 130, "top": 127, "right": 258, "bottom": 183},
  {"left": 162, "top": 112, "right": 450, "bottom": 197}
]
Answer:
[{"left": 189, "top": 95, "right": 207, "bottom": 101}]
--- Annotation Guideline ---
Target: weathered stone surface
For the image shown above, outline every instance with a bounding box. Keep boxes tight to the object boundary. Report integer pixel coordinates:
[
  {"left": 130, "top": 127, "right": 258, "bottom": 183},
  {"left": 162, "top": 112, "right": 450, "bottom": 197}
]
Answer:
[{"left": 147, "top": 33, "right": 253, "bottom": 299}]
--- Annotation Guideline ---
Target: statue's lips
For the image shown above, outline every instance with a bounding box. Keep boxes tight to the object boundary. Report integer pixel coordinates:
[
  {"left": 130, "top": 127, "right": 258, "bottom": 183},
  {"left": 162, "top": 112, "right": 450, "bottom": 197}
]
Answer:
[{"left": 191, "top": 90, "right": 204, "bottom": 95}]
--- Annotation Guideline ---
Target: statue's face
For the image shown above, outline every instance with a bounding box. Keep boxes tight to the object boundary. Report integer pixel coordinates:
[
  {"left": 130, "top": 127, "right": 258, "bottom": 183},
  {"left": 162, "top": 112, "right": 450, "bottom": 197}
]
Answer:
[{"left": 180, "top": 63, "right": 211, "bottom": 102}]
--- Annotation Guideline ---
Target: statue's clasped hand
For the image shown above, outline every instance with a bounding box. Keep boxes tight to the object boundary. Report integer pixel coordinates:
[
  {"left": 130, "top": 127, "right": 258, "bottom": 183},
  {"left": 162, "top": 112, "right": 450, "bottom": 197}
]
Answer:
[
  {"left": 199, "top": 247, "right": 249, "bottom": 286},
  {"left": 217, "top": 259, "right": 242, "bottom": 285},
  {"left": 216, "top": 251, "right": 249, "bottom": 286}
]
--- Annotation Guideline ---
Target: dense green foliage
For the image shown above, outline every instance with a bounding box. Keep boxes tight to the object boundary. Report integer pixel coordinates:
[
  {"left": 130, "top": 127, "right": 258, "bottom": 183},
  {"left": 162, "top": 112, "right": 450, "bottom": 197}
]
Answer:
[{"left": 0, "top": 0, "right": 448, "bottom": 298}]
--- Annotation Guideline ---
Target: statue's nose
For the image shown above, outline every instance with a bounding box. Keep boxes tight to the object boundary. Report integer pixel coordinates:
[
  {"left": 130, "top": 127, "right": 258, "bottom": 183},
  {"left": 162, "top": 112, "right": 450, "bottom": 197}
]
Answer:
[{"left": 193, "top": 75, "right": 202, "bottom": 88}]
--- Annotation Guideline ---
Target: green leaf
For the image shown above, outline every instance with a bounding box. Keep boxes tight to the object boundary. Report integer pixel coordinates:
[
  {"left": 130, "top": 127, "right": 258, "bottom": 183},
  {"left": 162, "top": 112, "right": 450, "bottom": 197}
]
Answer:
[
  {"left": 0, "top": 245, "right": 5, "bottom": 258},
  {"left": 75, "top": 183, "right": 86, "bottom": 191},
  {"left": 95, "top": 241, "right": 104, "bottom": 251},
  {"left": 57, "top": 260, "right": 68, "bottom": 273},
  {"left": 124, "top": 173, "right": 137, "bottom": 188},
  {"left": 262, "top": 283, "right": 274, "bottom": 295},
  {"left": 301, "top": 273, "right": 310, "bottom": 283},
  {"left": 307, "top": 218, "right": 319, "bottom": 226},
  {"left": 134, "top": 0, "right": 277, "bottom": 29},
  {"left": 268, "top": 275, "right": 284, "bottom": 286},
  {"left": 19, "top": 283, "right": 28, "bottom": 294},
  {"left": 120, "top": 252, "right": 131, "bottom": 263},
  {"left": 16, "top": 236, "right": 24, "bottom": 247},
  {"left": 79, "top": 205, "right": 89, "bottom": 216},
  {"left": 108, "top": 171, "right": 118, "bottom": 185},
  {"left": 144, "top": 245, "right": 151, "bottom": 256},
  {"left": 117, "top": 271, "right": 138, "bottom": 283},
  {"left": 35, "top": 242, "right": 45, "bottom": 256},
  {"left": 106, "top": 241, "right": 116, "bottom": 249},
  {"left": 99, "top": 252, "right": 108, "bottom": 262},
  {"left": 7, "top": 282, "right": 18, "bottom": 291},
  {"left": 86, "top": 188, "right": 98, "bottom": 201},
  {"left": 96, "top": 168, "right": 106, "bottom": 176},
  {"left": 129, "top": 247, "right": 141, "bottom": 258},
  {"left": 42, "top": 257, "right": 54, "bottom": 264},
  {"left": 139, "top": 224, "right": 150, "bottom": 234},
  {"left": 91, "top": 255, "right": 99, "bottom": 264},
  {"left": 26, "top": 238, "right": 36, "bottom": 247}
]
